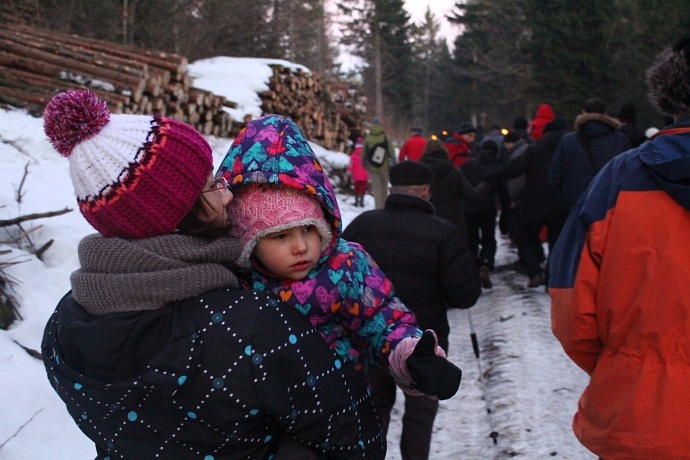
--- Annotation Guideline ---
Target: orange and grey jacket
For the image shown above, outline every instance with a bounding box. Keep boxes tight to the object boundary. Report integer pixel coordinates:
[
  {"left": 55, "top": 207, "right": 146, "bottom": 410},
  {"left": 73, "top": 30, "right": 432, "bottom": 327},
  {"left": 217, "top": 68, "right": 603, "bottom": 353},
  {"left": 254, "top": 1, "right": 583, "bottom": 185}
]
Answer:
[{"left": 548, "top": 121, "right": 690, "bottom": 459}]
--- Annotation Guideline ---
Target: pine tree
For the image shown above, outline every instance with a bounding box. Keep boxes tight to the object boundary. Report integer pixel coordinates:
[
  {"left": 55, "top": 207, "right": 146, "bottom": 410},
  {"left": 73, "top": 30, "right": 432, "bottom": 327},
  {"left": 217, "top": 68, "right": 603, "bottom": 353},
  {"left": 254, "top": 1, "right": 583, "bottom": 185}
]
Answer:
[{"left": 337, "top": 0, "right": 415, "bottom": 130}]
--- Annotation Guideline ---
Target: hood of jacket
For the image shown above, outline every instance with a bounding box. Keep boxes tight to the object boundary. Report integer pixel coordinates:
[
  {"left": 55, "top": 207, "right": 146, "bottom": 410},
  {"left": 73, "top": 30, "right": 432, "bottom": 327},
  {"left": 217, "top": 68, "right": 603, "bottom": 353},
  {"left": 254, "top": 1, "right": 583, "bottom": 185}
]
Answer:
[
  {"left": 420, "top": 151, "right": 455, "bottom": 180},
  {"left": 534, "top": 104, "right": 555, "bottom": 122},
  {"left": 638, "top": 119, "right": 690, "bottom": 210},
  {"left": 216, "top": 114, "right": 341, "bottom": 262},
  {"left": 575, "top": 112, "right": 622, "bottom": 138},
  {"left": 368, "top": 124, "right": 385, "bottom": 137}
]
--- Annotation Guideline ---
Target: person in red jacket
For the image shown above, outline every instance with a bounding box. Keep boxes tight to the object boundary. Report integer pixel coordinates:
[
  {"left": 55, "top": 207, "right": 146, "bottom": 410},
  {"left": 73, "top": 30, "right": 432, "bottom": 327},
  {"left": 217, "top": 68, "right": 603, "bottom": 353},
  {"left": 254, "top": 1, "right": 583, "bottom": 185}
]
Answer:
[
  {"left": 398, "top": 127, "right": 427, "bottom": 162},
  {"left": 549, "top": 33, "right": 690, "bottom": 459},
  {"left": 444, "top": 122, "right": 476, "bottom": 167}
]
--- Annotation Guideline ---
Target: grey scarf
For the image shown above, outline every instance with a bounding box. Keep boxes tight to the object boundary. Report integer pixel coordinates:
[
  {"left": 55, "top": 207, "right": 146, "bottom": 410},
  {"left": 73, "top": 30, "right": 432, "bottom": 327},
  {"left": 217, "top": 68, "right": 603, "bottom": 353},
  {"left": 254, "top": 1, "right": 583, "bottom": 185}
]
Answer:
[{"left": 71, "top": 233, "right": 242, "bottom": 316}]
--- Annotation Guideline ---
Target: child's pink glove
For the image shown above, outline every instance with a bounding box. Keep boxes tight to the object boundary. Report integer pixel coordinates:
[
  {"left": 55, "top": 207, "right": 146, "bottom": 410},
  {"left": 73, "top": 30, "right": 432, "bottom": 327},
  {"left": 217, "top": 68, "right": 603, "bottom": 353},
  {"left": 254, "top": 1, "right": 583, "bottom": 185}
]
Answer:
[{"left": 388, "top": 330, "right": 462, "bottom": 400}]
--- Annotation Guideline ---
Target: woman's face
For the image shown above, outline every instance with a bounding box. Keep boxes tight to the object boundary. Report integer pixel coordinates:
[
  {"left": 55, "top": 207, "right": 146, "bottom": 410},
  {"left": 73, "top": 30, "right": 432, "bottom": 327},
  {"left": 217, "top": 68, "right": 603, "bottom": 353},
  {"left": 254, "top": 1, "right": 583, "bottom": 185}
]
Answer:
[{"left": 199, "top": 174, "right": 234, "bottom": 229}]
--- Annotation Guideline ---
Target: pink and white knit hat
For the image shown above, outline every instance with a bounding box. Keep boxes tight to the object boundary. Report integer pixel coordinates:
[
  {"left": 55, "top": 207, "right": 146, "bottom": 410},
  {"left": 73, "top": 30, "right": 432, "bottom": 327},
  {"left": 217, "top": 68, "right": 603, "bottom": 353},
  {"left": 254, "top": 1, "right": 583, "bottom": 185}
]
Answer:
[
  {"left": 43, "top": 89, "right": 213, "bottom": 239},
  {"left": 228, "top": 185, "right": 333, "bottom": 267}
]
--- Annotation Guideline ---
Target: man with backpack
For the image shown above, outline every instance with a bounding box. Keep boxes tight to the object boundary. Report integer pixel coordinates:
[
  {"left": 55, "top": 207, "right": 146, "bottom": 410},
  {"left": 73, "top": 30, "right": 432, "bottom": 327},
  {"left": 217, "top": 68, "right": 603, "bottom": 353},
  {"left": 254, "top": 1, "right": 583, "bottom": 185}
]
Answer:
[{"left": 363, "top": 117, "right": 396, "bottom": 208}]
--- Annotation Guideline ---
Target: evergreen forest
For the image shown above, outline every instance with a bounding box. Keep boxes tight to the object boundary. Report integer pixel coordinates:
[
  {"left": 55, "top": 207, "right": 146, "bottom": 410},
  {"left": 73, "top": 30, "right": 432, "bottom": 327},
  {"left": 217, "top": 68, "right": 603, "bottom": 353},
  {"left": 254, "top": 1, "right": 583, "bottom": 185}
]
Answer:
[{"left": 17, "top": 0, "right": 690, "bottom": 139}]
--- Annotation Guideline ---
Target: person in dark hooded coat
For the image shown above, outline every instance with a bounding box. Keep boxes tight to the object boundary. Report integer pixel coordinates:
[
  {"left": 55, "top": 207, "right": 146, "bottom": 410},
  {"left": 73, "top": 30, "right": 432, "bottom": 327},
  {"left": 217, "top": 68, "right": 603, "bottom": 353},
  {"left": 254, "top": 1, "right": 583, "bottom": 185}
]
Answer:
[
  {"left": 460, "top": 140, "right": 505, "bottom": 288},
  {"left": 419, "top": 139, "right": 484, "bottom": 240},
  {"left": 549, "top": 98, "right": 631, "bottom": 211},
  {"left": 484, "top": 122, "right": 569, "bottom": 288}
]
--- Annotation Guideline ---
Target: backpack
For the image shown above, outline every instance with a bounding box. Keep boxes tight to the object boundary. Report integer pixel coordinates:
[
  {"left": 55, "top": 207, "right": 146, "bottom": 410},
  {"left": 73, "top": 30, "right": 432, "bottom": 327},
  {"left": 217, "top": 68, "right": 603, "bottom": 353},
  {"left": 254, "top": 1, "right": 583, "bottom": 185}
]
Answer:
[{"left": 366, "top": 136, "right": 389, "bottom": 167}]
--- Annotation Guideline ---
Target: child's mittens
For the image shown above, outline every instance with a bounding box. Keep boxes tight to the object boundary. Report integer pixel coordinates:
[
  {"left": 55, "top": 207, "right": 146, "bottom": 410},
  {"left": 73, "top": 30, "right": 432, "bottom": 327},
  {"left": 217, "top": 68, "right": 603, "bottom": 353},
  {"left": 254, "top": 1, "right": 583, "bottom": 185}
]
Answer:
[{"left": 388, "top": 330, "right": 462, "bottom": 400}]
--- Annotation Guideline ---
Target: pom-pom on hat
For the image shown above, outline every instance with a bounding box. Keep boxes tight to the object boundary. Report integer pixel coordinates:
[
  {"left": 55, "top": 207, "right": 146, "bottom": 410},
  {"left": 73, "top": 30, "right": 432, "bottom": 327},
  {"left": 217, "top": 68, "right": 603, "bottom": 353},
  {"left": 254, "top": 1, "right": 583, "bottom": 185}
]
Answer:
[
  {"left": 44, "top": 89, "right": 213, "bottom": 239},
  {"left": 228, "top": 184, "right": 333, "bottom": 268},
  {"left": 389, "top": 161, "right": 434, "bottom": 186}
]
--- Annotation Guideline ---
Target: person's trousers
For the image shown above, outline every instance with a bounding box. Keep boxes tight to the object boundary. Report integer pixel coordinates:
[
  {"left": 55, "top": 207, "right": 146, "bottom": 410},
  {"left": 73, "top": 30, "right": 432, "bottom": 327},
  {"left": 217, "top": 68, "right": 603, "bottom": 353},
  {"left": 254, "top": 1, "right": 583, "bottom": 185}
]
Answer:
[
  {"left": 512, "top": 210, "right": 566, "bottom": 280},
  {"left": 368, "top": 169, "right": 389, "bottom": 209},
  {"left": 353, "top": 180, "right": 368, "bottom": 196},
  {"left": 465, "top": 212, "right": 497, "bottom": 269},
  {"left": 366, "top": 364, "right": 439, "bottom": 460}
]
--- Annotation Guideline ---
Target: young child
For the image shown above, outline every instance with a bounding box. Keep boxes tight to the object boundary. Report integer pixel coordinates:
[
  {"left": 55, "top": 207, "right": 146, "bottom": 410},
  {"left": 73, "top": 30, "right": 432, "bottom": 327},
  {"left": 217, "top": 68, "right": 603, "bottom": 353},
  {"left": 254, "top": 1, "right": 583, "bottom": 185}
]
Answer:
[
  {"left": 348, "top": 137, "right": 369, "bottom": 207},
  {"left": 217, "top": 114, "right": 461, "bottom": 400}
]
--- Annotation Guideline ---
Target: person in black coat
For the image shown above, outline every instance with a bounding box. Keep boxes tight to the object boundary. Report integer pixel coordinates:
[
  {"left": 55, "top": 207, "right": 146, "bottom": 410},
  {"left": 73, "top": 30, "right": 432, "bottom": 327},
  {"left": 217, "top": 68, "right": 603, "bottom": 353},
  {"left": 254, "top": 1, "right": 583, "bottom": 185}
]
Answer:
[
  {"left": 40, "top": 90, "right": 385, "bottom": 460},
  {"left": 484, "top": 122, "right": 570, "bottom": 288},
  {"left": 549, "top": 98, "right": 631, "bottom": 211},
  {"left": 419, "top": 139, "right": 483, "bottom": 240},
  {"left": 343, "top": 161, "right": 481, "bottom": 460},
  {"left": 460, "top": 140, "right": 505, "bottom": 288},
  {"left": 617, "top": 102, "right": 646, "bottom": 148}
]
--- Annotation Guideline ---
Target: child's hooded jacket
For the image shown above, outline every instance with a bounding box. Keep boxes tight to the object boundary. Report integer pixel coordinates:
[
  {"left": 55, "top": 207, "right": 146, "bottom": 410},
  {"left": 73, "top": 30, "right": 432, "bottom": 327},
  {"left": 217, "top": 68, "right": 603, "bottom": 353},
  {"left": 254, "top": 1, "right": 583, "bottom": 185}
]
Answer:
[{"left": 217, "top": 115, "right": 421, "bottom": 371}]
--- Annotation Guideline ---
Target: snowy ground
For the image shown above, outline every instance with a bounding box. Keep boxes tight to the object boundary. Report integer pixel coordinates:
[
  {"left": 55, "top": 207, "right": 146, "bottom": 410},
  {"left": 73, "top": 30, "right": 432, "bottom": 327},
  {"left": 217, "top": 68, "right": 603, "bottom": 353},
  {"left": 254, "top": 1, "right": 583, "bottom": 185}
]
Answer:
[
  {"left": 339, "top": 193, "right": 596, "bottom": 460},
  {"left": 379, "top": 233, "right": 596, "bottom": 459}
]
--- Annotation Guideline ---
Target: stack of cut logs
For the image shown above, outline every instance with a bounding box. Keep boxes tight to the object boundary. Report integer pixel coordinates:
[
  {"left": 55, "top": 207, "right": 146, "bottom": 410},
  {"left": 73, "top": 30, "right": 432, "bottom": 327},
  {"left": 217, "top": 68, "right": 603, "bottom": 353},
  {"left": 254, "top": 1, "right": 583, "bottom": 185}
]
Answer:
[
  {"left": 259, "top": 65, "right": 366, "bottom": 151},
  {"left": 0, "top": 23, "right": 234, "bottom": 137},
  {"left": 0, "top": 22, "right": 367, "bottom": 150}
]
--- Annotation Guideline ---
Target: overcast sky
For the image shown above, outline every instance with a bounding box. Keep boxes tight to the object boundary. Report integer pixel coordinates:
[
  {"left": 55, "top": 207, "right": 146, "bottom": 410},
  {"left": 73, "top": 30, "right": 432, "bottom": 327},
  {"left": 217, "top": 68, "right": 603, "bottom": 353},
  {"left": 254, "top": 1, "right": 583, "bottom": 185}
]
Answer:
[
  {"left": 330, "top": 0, "right": 460, "bottom": 72},
  {"left": 404, "top": 0, "right": 459, "bottom": 48}
]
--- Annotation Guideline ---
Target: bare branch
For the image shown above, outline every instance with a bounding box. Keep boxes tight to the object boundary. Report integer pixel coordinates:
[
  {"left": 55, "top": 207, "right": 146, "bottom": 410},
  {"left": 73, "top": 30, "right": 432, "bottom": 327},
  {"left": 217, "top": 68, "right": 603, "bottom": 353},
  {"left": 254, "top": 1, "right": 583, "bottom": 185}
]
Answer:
[
  {"left": 0, "top": 407, "right": 45, "bottom": 451},
  {"left": 0, "top": 136, "right": 37, "bottom": 161},
  {"left": 0, "top": 208, "right": 73, "bottom": 228},
  {"left": 15, "top": 163, "right": 30, "bottom": 204}
]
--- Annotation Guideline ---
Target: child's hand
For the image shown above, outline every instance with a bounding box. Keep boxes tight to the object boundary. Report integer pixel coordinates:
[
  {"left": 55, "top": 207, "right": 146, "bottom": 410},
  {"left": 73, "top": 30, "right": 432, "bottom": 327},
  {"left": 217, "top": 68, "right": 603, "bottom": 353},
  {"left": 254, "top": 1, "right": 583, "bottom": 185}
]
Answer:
[
  {"left": 388, "top": 330, "right": 462, "bottom": 400},
  {"left": 406, "top": 330, "right": 462, "bottom": 400}
]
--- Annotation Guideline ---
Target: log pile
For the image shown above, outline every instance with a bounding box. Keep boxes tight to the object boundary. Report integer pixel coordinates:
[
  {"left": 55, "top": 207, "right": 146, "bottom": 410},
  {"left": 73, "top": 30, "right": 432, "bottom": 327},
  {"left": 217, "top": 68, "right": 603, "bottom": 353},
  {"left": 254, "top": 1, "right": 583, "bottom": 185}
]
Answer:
[
  {"left": 0, "top": 21, "right": 368, "bottom": 150},
  {"left": 0, "top": 23, "right": 235, "bottom": 137},
  {"left": 258, "top": 65, "right": 367, "bottom": 151}
]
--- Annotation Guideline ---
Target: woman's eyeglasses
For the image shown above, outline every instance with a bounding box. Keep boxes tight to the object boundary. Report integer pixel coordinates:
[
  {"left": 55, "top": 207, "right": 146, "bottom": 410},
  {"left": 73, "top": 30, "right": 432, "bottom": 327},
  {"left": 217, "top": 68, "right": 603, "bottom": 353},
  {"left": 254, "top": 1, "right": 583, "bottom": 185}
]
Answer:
[{"left": 202, "top": 176, "right": 230, "bottom": 195}]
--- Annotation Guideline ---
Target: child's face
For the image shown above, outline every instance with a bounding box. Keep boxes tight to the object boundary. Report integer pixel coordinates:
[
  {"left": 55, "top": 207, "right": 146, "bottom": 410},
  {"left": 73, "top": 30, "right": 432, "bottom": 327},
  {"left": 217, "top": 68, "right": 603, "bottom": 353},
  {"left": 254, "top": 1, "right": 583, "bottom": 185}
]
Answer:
[{"left": 254, "top": 225, "right": 322, "bottom": 280}]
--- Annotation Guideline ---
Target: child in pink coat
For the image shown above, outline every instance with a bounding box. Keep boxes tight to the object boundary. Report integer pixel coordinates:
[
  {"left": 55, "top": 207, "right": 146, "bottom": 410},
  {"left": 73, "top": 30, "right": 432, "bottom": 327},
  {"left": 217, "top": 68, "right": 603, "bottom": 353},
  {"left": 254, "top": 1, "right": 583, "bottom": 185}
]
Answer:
[{"left": 349, "top": 137, "right": 369, "bottom": 207}]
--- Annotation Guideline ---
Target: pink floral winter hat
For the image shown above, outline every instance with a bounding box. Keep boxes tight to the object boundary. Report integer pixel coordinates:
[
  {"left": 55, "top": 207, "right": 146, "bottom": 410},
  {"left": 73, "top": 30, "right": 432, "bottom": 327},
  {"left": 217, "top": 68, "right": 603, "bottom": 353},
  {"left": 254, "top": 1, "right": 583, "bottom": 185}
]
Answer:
[{"left": 228, "top": 184, "right": 333, "bottom": 268}]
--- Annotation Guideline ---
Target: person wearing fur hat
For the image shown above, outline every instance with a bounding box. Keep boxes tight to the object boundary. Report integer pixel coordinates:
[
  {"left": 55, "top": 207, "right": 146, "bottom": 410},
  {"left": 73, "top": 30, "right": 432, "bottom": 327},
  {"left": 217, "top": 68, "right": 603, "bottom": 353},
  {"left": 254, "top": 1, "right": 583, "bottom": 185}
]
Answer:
[
  {"left": 549, "top": 32, "right": 690, "bottom": 459},
  {"left": 549, "top": 98, "right": 630, "bottom": 211},
  {"left": 216, "top": 115, "right": 462, "bottom": 406},
  {"left": 40, "top": 90, "right": 386, "bottom": 459},
  {"left": 348, "top": 136, "right": 369, "bottom": 207},
  {"left": 343, "top": 161, "right": 480, "bottom": 460}
]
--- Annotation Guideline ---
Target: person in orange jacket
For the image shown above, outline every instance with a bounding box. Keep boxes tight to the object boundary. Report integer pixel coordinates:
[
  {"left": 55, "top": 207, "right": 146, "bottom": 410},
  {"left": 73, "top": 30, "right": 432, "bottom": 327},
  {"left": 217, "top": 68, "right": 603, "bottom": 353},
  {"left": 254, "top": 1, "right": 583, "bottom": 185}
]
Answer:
[
  {"left": 549, "top": 32, "right": 690, "bottom": 459},
  {"left": 398, "top": 127, "right": 427, "bottom": 162}
]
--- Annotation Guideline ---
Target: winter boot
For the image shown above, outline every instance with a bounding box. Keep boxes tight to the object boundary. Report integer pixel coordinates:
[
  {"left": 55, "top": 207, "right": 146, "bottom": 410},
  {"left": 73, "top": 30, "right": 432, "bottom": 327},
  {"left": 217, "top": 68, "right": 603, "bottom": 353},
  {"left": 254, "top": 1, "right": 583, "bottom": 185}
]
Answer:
[
  {"left": 479, "top": 265, "right": 492, "bottom": 289},
  {"left": 527, "top": 272, "right": 544, "bottom": 288}
]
